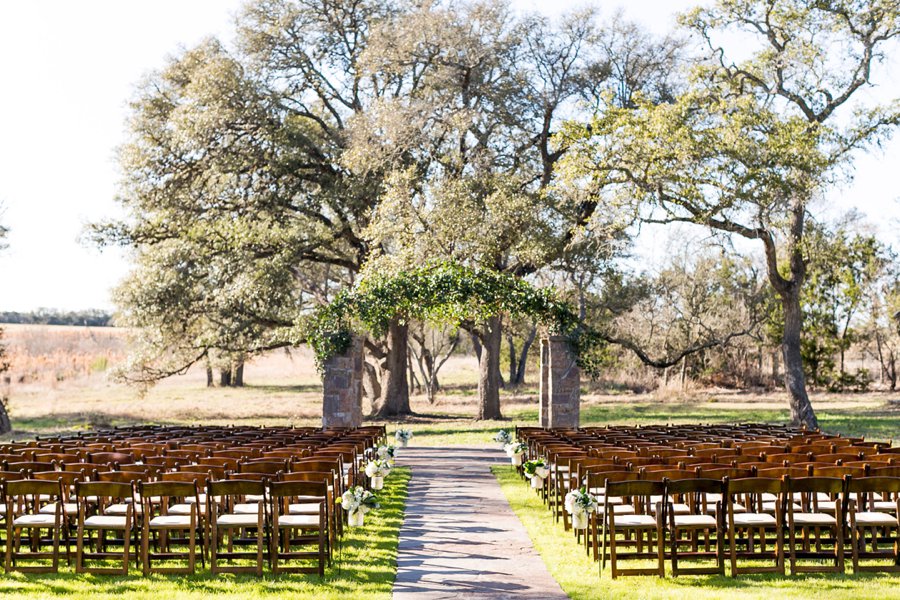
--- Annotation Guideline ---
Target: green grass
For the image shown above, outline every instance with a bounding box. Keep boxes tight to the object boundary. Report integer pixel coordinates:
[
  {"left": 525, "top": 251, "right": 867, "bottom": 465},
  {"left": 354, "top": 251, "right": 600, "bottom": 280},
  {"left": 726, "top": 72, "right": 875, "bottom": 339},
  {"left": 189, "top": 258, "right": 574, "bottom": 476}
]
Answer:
[
  {"left": 493, "top": 465, "right": 900, "bottom": 600},
  {"left": 0, "top": 468, "right": 410, "bottom": 599}
]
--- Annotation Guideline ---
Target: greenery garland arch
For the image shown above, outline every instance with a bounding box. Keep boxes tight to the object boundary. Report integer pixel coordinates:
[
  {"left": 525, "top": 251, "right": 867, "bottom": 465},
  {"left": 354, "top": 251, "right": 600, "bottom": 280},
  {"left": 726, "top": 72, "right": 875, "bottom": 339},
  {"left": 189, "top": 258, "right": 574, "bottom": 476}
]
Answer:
[{"left": 307, "top": 261, "right": 606, "bottom": 376}]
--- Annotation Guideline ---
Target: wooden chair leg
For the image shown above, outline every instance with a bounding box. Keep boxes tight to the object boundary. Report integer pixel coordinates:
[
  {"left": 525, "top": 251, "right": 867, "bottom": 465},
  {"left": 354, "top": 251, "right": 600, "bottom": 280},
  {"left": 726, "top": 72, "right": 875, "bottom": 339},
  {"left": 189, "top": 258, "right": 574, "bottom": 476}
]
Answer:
[
  {"left": 656, "top": 525, "right": 665, "bottom": 577},
  {"left": 75, "top": 522, "right": 84, "bottom": 574},
  {"left": 189, "top": 525, "right": 196, "bottom": 574},
  {"left": 51, "top": 525, "right": 60, "bottom": 572},
  {"left": 142, "top": 524, "right": 150, "bottom": 576}
]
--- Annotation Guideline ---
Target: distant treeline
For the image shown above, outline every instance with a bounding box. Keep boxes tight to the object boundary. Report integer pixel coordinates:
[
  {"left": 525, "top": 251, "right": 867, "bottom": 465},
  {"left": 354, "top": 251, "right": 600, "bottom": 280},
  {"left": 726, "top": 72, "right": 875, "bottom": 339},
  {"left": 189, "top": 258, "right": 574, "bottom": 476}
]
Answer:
[{"left": 0, "top": 309, "right": 113, "bottom": 327}]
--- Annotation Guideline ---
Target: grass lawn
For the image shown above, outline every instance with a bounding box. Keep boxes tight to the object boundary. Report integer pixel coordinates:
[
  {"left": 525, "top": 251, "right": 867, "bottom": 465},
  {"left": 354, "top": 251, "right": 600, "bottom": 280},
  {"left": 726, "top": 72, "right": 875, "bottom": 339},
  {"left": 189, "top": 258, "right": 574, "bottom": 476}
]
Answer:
[
  {"left": 493, "top": 465, "right": 900, "bottom": 600},
  {"left": 0, "top": 468, "right": 410, "bottom": 600}
]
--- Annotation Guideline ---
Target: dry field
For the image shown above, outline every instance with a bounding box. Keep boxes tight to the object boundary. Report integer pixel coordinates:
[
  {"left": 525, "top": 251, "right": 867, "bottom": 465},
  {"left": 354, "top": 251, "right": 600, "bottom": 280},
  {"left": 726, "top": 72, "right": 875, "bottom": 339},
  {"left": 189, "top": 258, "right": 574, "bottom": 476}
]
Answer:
[{"left": 2, "top": 324, "right": 899, "bottom": 443}]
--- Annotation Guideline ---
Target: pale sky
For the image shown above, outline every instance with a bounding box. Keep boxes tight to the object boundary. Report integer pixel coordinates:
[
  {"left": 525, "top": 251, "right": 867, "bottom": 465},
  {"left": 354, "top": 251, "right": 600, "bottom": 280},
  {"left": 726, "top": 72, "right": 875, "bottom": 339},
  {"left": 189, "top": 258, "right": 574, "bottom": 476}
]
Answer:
[{"left": 0, "top": 0, "right": 897, "bottom": 311}]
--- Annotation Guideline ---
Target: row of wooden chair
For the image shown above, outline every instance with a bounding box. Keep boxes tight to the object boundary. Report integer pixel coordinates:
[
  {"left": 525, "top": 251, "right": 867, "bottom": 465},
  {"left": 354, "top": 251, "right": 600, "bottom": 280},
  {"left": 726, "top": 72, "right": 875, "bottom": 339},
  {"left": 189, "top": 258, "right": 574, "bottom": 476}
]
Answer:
[
  {"left": 0, "top": 425, "right": 388, "bottom": 576},
  {"left": 515, "top": 424, "right": 900, "bottom": 577}
]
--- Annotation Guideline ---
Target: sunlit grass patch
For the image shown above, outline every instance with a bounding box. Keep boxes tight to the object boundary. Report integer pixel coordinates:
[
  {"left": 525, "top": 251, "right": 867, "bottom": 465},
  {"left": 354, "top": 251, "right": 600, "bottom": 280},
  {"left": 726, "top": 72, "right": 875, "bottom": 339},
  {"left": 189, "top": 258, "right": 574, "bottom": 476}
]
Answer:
[
  {"left": 0, "top": 468, "right": 410, "bottom": 599},
  {"left": 493, "top": 464, "right": 900, "bottom": 600}
]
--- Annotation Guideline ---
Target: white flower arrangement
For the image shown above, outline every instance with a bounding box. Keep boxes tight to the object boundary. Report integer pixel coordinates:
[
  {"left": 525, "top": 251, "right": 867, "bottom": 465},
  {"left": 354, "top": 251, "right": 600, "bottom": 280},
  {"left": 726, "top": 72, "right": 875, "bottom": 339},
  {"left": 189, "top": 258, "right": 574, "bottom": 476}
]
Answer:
[
  {"left": 493, "top": 430, "right": 512, "bottom": 445},
  {"left": 504, "top": 441, "right": 528, "bottom": 466},
  {"left": 376, "top": 444, "right": 396, "bottom": 463},
  {"left": 564, "top": 487, "right": 599, "bottom": 529},
  {"left": 338, "top": 486, "right": 380, "bottom": 525},
  {"left": 395, "top": 428, "right": 412, "bottom": 447},
  {"left": 365, "top": 458, "right": 392, "bottom": 478},
  {"left": 523, "top": 458, "right": 550, "bottom": 488},
  {"left": 504, "top": 441, "right": 527, "bottom": 457}
]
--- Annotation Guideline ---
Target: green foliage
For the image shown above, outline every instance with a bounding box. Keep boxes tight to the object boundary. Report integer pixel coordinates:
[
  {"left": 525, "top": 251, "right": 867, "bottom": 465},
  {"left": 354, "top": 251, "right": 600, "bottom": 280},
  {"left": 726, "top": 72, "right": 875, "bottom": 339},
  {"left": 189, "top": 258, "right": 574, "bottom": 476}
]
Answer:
[
  {"left": 0, "top": 309, "right": 113, "bottom": 327},
  {"left": 306, "top": 261, "right": 607, "bottom": 377},
  {"left": 766, "top": 223, "right": 890, "bottom": 390}
]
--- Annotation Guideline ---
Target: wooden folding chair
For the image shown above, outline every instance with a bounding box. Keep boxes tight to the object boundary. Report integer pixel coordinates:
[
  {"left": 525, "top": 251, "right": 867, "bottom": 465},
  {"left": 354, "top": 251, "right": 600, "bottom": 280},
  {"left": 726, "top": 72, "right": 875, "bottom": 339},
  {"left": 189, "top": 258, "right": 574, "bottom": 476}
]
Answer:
[
  {"left": 666, "top": 478, "right": 725, "bottom": 576},
  {"left": 4, "top": 479, "right": 66, "bottom": 573},
  {"left": 208, "top": 479, "right": 268, "bottom": 576},
  {"left": 847, "top": 476, "right": 900, "bottom": 573},
  {"left": 726, "top": 477, "right": 785, "bottom": 576},
  {"left": 74, "top": 481, "right": 137, "bottom": 574},
  {"left": 139, "top": 480, "right": 202, "bottom": 574},
  {"left": 600, "top": 479, "right": 666, "bottom": 578},
  {"left": 269, "top": 480, "right": 327, "bottom": 575},
  {"left": 784, "top": 476, "right": 845, "bottom": 574},
  {"left": 282, "top": 471, "right": 338, "bottom": 560}
]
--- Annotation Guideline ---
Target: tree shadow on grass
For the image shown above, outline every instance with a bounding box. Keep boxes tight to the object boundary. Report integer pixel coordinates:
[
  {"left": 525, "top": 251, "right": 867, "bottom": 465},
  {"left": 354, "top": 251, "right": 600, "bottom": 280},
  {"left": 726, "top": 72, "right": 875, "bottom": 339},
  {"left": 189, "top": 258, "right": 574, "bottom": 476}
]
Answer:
[{"left": 244, "top": 383, "right": 322, "bottom": 395}]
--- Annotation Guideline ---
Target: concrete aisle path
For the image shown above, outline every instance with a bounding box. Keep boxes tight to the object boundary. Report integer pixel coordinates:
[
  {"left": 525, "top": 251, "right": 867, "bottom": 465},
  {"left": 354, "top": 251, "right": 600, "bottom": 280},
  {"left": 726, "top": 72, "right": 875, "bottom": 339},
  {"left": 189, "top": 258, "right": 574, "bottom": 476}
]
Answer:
[{"left": 392, "top": 446, "right": 569, "bottom": 600}]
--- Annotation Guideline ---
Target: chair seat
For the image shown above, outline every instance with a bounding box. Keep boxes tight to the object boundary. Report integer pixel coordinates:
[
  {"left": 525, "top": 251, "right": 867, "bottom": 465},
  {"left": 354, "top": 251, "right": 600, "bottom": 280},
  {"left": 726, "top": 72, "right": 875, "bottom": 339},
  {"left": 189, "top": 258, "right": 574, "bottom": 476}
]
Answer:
[
  {"left": 597, "top": 504, "right": 635, "bottom": 515},
  {"left": 13, "top": 513, "right": 58, "bottom": 526},
  {"left": 733, "top": 513, "right": 777, "bottom": 526},
  {"left": 39, "top": 502, "right": 77, "bottom": 514},
  {"left": 709, "top": 503, "right": 745, "bottom": 515},
  {"left": 84, "top": 515, "right": 130, "bottom": 529},
  {"left": 149, "top": 515, "right": 193, "bottom": 528},
  {"left": 652, "top": 503, "right": 690, "bottom": 515},
  {"left": 245, "top": 494, "right": 265, "bottom": 502},
  {"left": 106, "top": 503, "right": 141, "bottom": 515},
  {"left": 872, "top": 501, "right": 898, "bottom": 513},
  {"left": 289, "top": 503, "right": 322, "bottom": 515},
  {"left": 233, "top": 503, "right": 263, "bottom": 514},
  {"left": 612, "top": 514, "right": 658, "bottom": 528},
  {"left": 277, "top": 514, "right": 321, "bottom": 528},
  {"left": 169, "top": 503, "right": 205, "bottom": 516},
  {"left": 855, "top": 511, "right": 899, "bottom": 526},
  {"left": 792, "top": 512, "right": 836, "bottom": 526},
  {"left": 673, "top": 514, "right": 718, "bottom": 528},
  {"left": 217, "top": 513, "right": 261, "bottom": 527},
  {"left": 762, "top": 501, "right": 801, "bottom": 513}
]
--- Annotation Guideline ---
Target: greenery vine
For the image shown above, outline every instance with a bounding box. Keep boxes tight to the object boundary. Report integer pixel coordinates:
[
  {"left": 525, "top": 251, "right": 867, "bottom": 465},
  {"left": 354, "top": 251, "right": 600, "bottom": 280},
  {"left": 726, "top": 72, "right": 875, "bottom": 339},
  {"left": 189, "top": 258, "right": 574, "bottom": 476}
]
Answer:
[{"left": 306, "top": 261, "right": 606, "bottom": 376}]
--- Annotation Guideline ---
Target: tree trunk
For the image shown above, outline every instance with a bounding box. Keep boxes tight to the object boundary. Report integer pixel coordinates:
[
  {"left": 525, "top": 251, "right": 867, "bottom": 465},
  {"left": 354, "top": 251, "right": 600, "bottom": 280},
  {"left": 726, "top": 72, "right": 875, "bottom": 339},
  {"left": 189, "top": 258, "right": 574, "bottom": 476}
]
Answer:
[
  {"left": 219, "top": 368, "right": 231, "bottom": 387},
  {"left": 373, "top": 319, "right": 412, "bottom": 418},
  {"left": 781, "top": 290, "right": 819, "bottom": 429},
  {"left": 514, "top": 326, "right": 537, "bottom": 385},
  {"left": 471, "top": 332, "right": 482, "bottom": 361},
  {"left": 507, "top": 333, "right": 518, "bottom": 387},
  {"left": 206, "top": 366, "right": 214, "bottom": 388},
  {"left": 362, "top": 359, "right": 381, "bottom": 409},
  {"left": 478, "top": 315, "right": 503, "bottom": 420},
  {"left": 232, "top": 359, "right": 244, "bottom": 387},
  {"left": 0, "top": 397, "right": 10, "bottom": 435},
  {"left": 407, "top": 350, "right": 422, "bottom": 393}
]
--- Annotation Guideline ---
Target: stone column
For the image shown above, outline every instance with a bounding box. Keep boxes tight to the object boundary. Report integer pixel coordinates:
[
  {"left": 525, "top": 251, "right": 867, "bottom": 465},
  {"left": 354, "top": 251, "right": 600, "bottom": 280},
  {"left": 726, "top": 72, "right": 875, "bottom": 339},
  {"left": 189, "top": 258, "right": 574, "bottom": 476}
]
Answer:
[
  {"left": 322, "top": 335, "right": 363, "bottom": 429},
  {"left": 538, "top": 338, "right": 550, "bottom": 427},
  {"left": 547, "top": 335, "right": 580, "bottom": 428}
]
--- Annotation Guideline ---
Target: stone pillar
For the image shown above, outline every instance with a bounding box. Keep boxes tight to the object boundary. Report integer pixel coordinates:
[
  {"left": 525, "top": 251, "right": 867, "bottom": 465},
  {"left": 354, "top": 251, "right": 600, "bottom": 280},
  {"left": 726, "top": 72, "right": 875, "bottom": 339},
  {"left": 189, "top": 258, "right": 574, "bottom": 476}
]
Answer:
[
  {"left": 538, "top": 338, "right": 550, "bottom": 427},
  {"left": 322, "top": 335, "right": 363, "bottom": 429},
  {"left": 547, "top": 335, "right": 580, "bottom": 428}
]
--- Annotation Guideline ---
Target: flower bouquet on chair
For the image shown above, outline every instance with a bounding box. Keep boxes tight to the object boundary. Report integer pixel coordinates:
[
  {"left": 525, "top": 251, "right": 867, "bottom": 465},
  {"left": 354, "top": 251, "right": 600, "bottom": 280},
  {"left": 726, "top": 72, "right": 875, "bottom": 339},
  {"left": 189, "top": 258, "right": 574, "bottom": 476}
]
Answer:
[
  {"left": 339, "top": 486, "right": 380, "bottom": 527},
  {"left": 504, "top": 441, "right": 527, "bottom": 466},
  {"left": 493, "top": 429, "right": 512, "bottom": 447},
  {"left": 564, "top": 487, "right": 598, "bottom": 530},
  {"left": 365, "top": 458, "right": 392, "bottom": 490},
  {"left": 395, "top": 428, "right": 413, "bottom": 448},
  {"left": 523, "top": 458, "right": 550, "bottom": 489}
]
